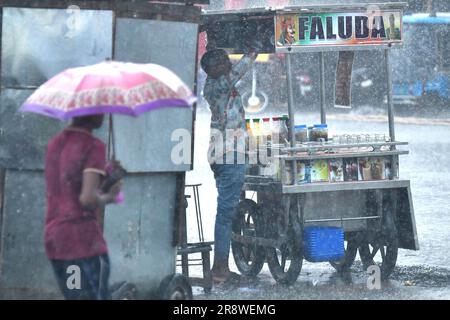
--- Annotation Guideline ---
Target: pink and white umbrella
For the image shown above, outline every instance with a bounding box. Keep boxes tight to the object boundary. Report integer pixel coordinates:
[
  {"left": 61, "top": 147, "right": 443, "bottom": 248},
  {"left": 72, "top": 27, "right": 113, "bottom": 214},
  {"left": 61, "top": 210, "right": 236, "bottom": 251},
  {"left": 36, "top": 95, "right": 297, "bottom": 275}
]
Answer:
[{"left": 20, "top": 60, "right": 196, "bottom": 120}]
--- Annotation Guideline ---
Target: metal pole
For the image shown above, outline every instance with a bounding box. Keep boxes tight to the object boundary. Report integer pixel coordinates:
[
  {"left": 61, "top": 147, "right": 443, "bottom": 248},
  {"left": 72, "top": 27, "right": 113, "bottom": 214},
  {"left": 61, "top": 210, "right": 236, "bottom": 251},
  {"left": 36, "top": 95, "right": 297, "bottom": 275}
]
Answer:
[
  {"left": 385, "top": 49, "right": 396, "bottom": 143},
  {"left": 385, "top": 49, "right": 398, "bottom": 179},
  {"left": 285, "top": 51, "right": 297, "bottom": 184},
  {"left": 319, "top": 52, "right": 326, "bottom": 124},
  {"left": 285, "top": 52, "right": 296, "bottom": 147}
]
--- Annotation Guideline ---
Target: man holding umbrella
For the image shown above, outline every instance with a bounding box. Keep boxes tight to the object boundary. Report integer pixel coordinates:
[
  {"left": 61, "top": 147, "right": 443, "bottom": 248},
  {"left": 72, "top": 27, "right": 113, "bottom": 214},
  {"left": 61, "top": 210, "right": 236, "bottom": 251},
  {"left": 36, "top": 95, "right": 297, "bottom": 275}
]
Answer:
[
  {"left": 44, "top": 114, "right": 122, "bottom": 300},
  {"left": 20, "top": 60, "right": 196, "bottom": 299}
]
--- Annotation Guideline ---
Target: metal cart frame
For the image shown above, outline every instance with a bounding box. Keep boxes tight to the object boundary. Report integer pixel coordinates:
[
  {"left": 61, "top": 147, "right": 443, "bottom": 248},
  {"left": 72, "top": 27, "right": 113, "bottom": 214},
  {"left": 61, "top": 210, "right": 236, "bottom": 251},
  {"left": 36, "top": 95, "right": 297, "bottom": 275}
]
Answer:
[
  {"left": 0, "top": 0, "right": 207, "bottom": 300},
  {"left": 202, "top": 2, "right": 419, "bottom": 285}
]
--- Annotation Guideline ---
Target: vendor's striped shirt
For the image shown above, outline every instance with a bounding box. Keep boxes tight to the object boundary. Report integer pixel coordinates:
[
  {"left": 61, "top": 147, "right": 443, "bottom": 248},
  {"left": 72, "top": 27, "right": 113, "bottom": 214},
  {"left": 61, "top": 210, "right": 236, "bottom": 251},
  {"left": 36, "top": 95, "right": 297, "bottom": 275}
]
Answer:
[{"left": 203, "top": 52, "right": 257, "bottom": 164}]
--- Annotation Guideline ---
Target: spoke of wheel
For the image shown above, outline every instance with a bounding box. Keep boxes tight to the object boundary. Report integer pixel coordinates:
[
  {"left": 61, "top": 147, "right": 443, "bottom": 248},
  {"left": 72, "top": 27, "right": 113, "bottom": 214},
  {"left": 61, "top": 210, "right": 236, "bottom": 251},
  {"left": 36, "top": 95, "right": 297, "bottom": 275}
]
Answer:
[
  {"left": 281, "top": 251, "right": 287, "bottom": 270},
  {"left": 250, "top": 248, "right": 255, "bottom": 262},
  {"left": 340, "top": 242, "right": 348, "bottom": 262},
  {"left": 370, "top": 245, "right": 379, "bottom": 260},
  {"left": 279, "top": 244, "right": 290, "bottom": 271},
  {"left": 244, "top": 228, "right": 254, "bottom": 237},
  {"left": 240, "top": 218, "right": 245, "bottom": 236},
  {"left": 171, "top": 290, "right": 185, "bottom": 300},
  {"left": 380, "top": 246, "right": 386, "bottom": 260},
  {"left": 246, "top": 216, "right": 256, "bottom": 235},
  {"left": 243, "top": 247, "right": 250, "bottom": 261}
]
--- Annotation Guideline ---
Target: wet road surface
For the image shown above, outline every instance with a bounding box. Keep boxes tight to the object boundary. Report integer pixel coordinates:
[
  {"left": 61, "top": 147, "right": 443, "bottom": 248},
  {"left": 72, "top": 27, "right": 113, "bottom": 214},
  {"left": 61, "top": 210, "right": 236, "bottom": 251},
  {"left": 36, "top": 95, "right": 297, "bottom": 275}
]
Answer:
[{"left": 185, "top": 106, "right": 450, "bottom": 300}]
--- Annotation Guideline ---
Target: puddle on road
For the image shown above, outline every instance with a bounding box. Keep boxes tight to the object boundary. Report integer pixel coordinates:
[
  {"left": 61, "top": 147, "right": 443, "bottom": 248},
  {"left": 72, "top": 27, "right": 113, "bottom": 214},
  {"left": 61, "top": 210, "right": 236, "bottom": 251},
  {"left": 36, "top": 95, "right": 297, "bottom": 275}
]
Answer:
[{"left": 192, "top": 262, "right": 450, "bottom": 300}]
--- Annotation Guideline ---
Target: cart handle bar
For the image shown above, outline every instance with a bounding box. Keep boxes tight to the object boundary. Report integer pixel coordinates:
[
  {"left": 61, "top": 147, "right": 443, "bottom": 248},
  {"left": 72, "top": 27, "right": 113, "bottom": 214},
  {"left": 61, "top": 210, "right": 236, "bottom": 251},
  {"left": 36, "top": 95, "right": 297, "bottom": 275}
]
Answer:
[
  {"left": 304, "top": 216, "right": 380, "bottom": 224},
  {"left": 281, "top": 141, "right": 408, "bottom": 154}
]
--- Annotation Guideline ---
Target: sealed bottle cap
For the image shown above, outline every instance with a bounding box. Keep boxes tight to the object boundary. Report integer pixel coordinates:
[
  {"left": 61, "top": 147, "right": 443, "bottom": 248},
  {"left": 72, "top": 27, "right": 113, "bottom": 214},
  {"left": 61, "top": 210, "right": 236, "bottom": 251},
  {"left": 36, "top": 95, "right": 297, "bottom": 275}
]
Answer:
[
  {"left": 263, "top": 118, "right": 270, "bottom": 122},
  {"left": 295, "top": 125, "right": 307, "bottom": 129},
  {"left": 253, "top": 118, "right": 260, "bottom": 122},
  {"left": 272, "top": 117, "right": 280, "bottom": 121},
  {"left": 313, "top": 124, "right": 328, "bottom": 128}
]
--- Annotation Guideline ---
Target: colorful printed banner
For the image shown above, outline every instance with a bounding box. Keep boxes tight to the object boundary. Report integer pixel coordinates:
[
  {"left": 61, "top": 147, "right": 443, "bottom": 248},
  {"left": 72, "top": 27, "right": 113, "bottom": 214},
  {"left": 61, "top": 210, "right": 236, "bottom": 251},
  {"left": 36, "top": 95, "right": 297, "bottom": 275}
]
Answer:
[{"left": 275, "top": 10, "right": 403, "bottom": 49}]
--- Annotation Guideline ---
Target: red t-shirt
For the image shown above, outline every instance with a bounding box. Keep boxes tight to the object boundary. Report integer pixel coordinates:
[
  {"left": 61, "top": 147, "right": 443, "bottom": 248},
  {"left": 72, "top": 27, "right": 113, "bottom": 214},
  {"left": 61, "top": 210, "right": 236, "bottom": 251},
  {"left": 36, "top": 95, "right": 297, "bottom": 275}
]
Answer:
[{"left": 44, "top": 127, "right": 108, "bottom": 260}]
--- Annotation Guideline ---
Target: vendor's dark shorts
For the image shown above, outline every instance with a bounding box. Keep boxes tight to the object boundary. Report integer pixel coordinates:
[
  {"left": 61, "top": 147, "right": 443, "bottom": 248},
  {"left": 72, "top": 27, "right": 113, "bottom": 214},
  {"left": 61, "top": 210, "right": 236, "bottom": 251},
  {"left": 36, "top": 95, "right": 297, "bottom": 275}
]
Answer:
[{"left": 50, "top": 254, "right": 110, "bottom": 300}]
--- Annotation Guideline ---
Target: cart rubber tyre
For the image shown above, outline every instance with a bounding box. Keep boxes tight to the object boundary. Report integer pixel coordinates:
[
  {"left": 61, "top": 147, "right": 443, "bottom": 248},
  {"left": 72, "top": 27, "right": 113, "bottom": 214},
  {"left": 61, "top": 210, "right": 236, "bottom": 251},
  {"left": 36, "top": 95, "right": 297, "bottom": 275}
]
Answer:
[
  {"left": 358, "top": 228, "right": 398, "bottom": 280},
  {"left": 359, "top": 194, "right": 399, "bottom": 280},
  {"left": 266, "top": 226, "right": 303, "bottom": 285},
  {"left": 329, "top": 234, "right": 359, "bottom": 273},
  {"left": 110, "top": 282, "right": 138, "bottom": 300},
  {"left": 231, "top": 199, "right": 266, "bottom": 277},
  {"left": 157, "top": 274, "right": 193, "bottom": 300}
]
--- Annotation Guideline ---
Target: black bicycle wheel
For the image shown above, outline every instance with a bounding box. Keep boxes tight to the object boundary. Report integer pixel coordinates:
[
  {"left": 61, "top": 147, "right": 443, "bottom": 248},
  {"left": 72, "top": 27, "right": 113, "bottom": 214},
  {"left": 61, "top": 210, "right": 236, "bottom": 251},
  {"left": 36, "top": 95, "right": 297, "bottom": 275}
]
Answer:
[
  {"left": 110, "top": 282, "right": 138, "bottom": 300},
  {"left": 358, "top": 229, "right": 398, "bottom": 280},
  {"left": 157, "top": 274, "right": 193, "bottom": 300},
  {"left": 231, "top": 199, "right": 266, "bottom": 277},
  {"left": 266, "top": 226, "right": 303, "bottom": 285}
]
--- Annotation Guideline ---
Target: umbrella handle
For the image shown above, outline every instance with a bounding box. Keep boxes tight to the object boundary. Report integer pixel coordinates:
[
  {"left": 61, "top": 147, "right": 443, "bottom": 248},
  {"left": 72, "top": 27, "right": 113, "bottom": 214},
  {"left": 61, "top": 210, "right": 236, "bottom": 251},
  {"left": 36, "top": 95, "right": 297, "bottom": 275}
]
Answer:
[{"left": 108, "top": 114, "right": 116, "bottom": 161}]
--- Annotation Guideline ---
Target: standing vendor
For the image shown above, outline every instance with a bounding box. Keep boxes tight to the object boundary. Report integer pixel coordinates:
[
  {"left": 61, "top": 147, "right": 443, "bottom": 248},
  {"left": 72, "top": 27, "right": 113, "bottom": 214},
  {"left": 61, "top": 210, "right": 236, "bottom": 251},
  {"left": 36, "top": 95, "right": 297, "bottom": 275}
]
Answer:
[{"left": 201, "top": 47, "right": 258, "bottom": 284}]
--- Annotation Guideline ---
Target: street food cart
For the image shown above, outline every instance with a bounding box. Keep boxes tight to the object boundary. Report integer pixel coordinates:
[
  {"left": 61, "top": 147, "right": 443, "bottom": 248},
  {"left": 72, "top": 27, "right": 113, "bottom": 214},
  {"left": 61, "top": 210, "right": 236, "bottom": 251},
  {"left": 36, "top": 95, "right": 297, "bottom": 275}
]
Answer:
[
  {"left": 202, "top": 2, "right": 419, "bottom": 285},
  {"left": 0, "top": 0, "right": 205, "bottom": 299}
]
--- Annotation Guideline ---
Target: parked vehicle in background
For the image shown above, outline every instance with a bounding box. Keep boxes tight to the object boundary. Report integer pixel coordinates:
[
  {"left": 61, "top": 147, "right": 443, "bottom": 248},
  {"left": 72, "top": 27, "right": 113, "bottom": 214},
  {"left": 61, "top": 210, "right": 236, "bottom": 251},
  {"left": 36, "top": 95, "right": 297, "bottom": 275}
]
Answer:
[
  {"left": 296, "top": 73, "right": 312, "bottom": 97},
  {"left": 351, "top": 66, "right": 380, "bottom": 107},
  {"left": 391, "top": 12, "right": 450, "bottom": 110}
]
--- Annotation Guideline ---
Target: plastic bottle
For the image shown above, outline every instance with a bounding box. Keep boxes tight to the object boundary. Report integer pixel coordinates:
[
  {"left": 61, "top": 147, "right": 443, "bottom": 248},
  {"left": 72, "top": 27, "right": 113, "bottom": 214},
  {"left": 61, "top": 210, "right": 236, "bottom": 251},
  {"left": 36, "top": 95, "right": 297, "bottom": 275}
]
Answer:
[
  {"left": 294, "top": 124, "right": 308, "bottom": 144},
  {"left": 252, "top": 119, "right": 261, "bottom": 164},
  {"left": 246, "top": 119, "right": 258, "bottom": 166},
  {"left": 272, "top": 117, "right": 281, "bottom": 145},
  {"left": 245, "top": 119, "right": 252, "bottom": 153},
  {"left": 310, "top": 124, "right": 328, "bottom": 142},
  {"left": 262, "top": 118, "right": 271, "bottom": 142},
  {"left": 262, "top": 117, "right": 271, "bottom": 158},
  {"left": 245, "top": 119, "right": 252, "bottom": 133},
  {"left": 253, "top": 118, "right": 261, "bottom": 137}
]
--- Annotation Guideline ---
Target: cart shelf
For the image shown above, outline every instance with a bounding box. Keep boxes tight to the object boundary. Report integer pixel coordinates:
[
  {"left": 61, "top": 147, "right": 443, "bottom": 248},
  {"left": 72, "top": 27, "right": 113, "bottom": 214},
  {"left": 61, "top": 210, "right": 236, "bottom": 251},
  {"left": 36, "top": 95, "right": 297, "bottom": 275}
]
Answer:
[
  {"left": 254, "top": 141, "right": 408, "bottom": 154},
  {"left": 244, "top": 179, "right": 410, "bottom": 194},
  {"left": 280, "top": 141, "right": 408, "bottom": 154},
  {"left": 283, "top": 179, "right": 410, "bottom": 194},
  {"left": 277, "top": 149, "right": 409, "bottom": 161},
  {"left": 202, "top": 3, "right": 419, "bottom": 285}
]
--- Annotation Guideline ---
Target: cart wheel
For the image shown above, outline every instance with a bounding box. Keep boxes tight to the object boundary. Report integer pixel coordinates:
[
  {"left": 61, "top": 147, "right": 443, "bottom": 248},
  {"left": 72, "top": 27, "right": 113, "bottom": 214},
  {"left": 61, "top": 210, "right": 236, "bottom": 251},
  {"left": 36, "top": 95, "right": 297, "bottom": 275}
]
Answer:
[
  {"left": 358, "top": 229, "right": 398, "bottom": 280},
  {"left": 231, "top": 199, "right": 266, "bottom": 277},
  {"left": 329, "top": 234, "right": 359, "bottom": 273},
  {"left": 157, "top": 274, "right": 193, "bottom": 300},
  {"left": 110, "top": 282, "right": 138, "bottom": 300},
  {"left": 266, "top": 226, "right": 303, "bottom": 285}
]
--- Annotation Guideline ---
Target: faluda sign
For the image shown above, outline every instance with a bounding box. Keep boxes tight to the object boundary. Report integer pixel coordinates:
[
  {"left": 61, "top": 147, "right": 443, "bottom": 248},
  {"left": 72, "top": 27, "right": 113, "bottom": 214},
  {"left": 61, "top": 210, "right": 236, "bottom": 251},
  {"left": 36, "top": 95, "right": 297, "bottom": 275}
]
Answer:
[{"left": 275, "top": 10, "right": 403, "bottom": 50}]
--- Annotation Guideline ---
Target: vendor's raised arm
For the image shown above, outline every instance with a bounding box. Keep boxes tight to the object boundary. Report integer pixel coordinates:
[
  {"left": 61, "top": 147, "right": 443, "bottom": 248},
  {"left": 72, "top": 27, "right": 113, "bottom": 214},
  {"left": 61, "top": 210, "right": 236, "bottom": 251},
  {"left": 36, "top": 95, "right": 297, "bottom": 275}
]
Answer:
[{"left": 228, "top": 49, "right": 258, "bottom": 87}]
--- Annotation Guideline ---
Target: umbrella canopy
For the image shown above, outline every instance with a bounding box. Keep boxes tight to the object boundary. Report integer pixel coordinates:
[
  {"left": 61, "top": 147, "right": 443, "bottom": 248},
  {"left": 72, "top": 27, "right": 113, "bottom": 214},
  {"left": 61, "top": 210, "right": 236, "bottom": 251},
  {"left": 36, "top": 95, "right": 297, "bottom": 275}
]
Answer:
[{"left": 20, "top": 60, "right": 196, "bottom": 120}]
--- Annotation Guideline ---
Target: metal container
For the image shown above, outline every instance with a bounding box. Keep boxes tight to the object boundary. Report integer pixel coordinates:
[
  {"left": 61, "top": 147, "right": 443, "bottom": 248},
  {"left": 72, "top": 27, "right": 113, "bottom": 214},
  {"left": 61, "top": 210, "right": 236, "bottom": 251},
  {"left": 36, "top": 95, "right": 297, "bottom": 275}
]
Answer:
[
  {"left": 303, "top": 226, "right": 345, "bottom": 262},
  {"left": 294, "top": 125, "right": 308, "bottom": 144},
  {"left": 0, "top": 2, "right": 201, "bottom": 299},
  {"left": 309, "top": 124, "right": 328, "bottom": 142}
]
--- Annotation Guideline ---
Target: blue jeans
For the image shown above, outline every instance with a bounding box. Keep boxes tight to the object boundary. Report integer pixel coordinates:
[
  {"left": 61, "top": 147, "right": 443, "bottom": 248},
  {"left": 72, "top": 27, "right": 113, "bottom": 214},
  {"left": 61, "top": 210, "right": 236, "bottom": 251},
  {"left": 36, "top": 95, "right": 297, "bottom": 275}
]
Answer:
[
  {"left": 50, "top": 254, "right": 110, "bottom": 300},
  {"left": 210, "top": 163, "right": 246, "bottom": 260}
]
